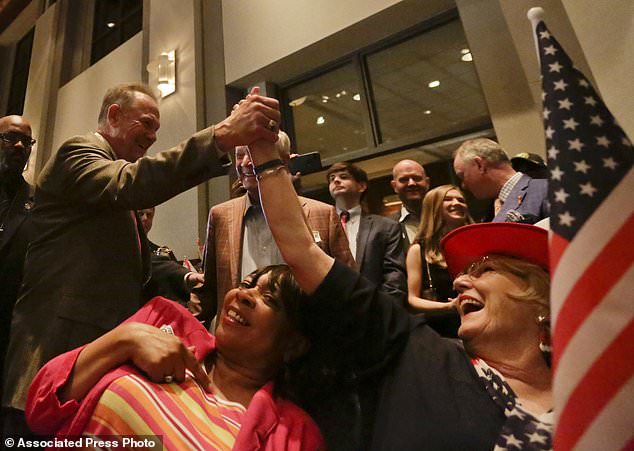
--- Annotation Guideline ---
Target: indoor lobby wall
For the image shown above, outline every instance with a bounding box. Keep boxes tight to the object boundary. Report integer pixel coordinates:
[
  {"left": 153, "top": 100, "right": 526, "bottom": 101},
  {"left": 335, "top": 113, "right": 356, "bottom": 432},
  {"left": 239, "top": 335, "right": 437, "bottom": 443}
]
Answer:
[
  {"left": 144, "top": 0, "right": 202, "bottom": 260},
  {"left": 562, "top": 0, "right": 634, "bottom": 138},
  {"left": 221, "top": 0, "right": 633, "bottom": 162}
]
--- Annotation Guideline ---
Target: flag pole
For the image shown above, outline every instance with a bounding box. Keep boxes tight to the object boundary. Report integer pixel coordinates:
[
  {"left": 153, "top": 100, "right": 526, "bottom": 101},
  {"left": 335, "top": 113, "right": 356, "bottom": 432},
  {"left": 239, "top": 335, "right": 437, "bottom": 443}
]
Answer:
[{"left": 527, "top": 7, "right": 546, "bottom": 62}]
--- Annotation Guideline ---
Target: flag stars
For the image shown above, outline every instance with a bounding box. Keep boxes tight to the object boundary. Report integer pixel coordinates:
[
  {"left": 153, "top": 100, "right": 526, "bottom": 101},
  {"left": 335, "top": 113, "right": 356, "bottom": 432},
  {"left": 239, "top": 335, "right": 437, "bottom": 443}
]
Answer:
[
  {"left": 548, "top": 61, "right": 563, "bottom": 73},
  {"left": 527, "top": 432, "right": 548, "bottom": 444},
  {"left": 544, "top": 45, "right": 558, "bottom": 55},
  {"left": 554, "top": 188, "right": 569, "bottom": 203},
  {"left": 568, "top": 138, "right": 585, "bottom": 151},
  {"left": 545, "top": 126, "right": 555, "bottom": 139},
  {"left": 603, "top": 157, "right": 618, "bottom": 170},
  {"left": 578, "top": 79, "right": 590, "bottom": 88},
  {"left": 557, "top": 98, "right": 573, "bottom": 110},
  {"left": 505, "top": 434, "right": 524, "bottom": 448},
  {"left": 596, "top": 136, "right": 611, "bottom": 148},
  {"left": 590, "top": 115, "right": 604, "bottom": 126},
  {"left": 543, "top": 108, "right": 551, "bottom": 120},
  {"left": 558, "top": 211, "right": 575, "bottom": 227},
  {"left": 553, "top": 79, "right": 568, "bottom": 91},
  {"left": 623, "top": 137, "right": 633, "bottom": 147},
  {"left": 547, "top": 146, "right": 559, "bottom": 159},
  {"left": 551, "top": 166, "right": 564, "bottom": 181},
  {"left": 563, "top": 117, "right": 579, "bottom": 130},
  {"left": 584, "top": 96, "right": 597, "bottom": 107},
  {"left": 539, "top": 30, "right": 551, "bottom": 39},
  {"left": 580, "top": 182, "right": 598, "bottom": 197},
  {"left": 573, "top": 160, "right": 590, "bottom": 174}
]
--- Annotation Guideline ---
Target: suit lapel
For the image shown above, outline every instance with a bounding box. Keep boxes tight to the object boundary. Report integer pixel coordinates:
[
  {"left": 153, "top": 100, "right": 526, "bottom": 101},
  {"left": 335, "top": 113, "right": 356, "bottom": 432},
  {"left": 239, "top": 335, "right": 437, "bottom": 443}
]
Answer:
[
  {"left": 495, "top": 175, "right": 529, "bottom": 221},
  {"left": 230, "top": 196, "right": 247, "bottom": 285},
  {"left": 356, "top": 213, "right": 371, "bottom": 266}
]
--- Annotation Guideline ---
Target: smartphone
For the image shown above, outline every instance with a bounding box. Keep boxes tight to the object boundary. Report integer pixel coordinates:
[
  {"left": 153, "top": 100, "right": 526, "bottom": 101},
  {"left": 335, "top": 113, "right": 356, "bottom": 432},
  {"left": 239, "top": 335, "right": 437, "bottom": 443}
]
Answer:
[{"left": 289, "top": 152, "right": 322, "bottom": 175}]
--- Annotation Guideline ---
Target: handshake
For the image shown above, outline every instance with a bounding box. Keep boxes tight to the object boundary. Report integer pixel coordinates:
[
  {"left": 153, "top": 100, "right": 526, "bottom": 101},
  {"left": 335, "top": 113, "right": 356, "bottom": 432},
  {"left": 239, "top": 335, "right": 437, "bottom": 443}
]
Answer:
[{"left": 212, "top": 86, "right": 288, "bottom": 163}]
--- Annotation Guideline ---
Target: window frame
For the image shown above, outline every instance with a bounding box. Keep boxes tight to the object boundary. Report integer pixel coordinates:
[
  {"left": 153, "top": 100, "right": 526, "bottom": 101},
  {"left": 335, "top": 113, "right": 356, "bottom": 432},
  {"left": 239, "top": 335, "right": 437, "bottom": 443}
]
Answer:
[{"left": 279, "top": 8, "right": 492, "bottom": 166}]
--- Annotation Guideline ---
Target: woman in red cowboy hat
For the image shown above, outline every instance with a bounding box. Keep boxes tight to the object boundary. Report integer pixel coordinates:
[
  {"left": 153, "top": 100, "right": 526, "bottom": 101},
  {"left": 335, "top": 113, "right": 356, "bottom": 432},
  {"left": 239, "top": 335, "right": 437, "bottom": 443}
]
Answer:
[{"left": 248, "top": 136, "right": 553, "bottom": 451}]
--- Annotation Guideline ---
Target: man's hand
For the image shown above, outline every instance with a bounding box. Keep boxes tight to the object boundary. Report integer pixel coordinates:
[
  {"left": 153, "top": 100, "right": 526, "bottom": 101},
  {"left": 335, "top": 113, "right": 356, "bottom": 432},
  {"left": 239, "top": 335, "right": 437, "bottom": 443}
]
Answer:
[
  {"left": 213, "top": 86, "right": 280, "bottom": 152},
  {"left": 185, "top": 272, "right": 204, "bottom": 290},
  {"left": 188, "top": 291, "right": 203, "bottom": 316}
]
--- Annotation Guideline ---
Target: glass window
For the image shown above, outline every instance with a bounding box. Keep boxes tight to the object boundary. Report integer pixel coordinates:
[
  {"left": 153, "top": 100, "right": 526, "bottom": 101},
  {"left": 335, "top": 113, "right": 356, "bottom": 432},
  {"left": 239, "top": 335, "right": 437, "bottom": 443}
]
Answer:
[
  {"left": 91, "top": 0, "right": 142, "bottom": 65},
  {"left": 6, "top": 28, "right": 34, "bottom": 116},
  {"left": 284, "top": 63, "right": 368, "bottom": 160},
  {"left": 366, "top": 19, "right": 489, "bottom": 144}
]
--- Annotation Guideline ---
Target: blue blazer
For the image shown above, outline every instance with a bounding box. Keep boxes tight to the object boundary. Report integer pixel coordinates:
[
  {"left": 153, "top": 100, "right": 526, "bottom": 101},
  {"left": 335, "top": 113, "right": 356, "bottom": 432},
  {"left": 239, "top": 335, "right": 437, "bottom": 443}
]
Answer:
[{"left": 493, "top": 174, "right": 549, "bottom": 224}]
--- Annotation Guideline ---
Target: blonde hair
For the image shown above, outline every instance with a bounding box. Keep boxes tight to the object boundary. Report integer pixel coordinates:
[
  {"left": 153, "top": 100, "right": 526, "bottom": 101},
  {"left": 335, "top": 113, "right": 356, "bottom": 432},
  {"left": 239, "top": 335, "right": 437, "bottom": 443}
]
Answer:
[
  {"left": 465, "top": 255, "right": 550, "bottom": 315},
  {"left": 413, "top": 184, "right": 474, "bottom": 266}
]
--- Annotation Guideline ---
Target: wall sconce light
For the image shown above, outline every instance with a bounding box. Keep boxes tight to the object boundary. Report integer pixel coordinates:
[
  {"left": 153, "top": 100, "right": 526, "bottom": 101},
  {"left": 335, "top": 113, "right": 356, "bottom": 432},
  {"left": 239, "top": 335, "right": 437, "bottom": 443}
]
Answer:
[{"left": 147, "top": 50, "right": 176, "bottom": 98}]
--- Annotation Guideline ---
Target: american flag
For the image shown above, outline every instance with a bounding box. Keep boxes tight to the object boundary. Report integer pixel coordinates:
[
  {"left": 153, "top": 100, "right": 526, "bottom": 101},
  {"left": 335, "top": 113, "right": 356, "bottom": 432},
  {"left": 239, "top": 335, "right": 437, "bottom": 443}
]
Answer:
[{"left": 530, "top": 10, "right": 634, "bottom": 451}]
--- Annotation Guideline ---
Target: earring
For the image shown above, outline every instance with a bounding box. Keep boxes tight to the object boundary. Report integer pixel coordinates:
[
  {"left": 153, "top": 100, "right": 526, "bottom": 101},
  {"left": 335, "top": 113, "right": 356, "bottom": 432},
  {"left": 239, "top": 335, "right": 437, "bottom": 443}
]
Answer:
[{"left": 537, "top": 314, "right": 552, "bottom": 353}]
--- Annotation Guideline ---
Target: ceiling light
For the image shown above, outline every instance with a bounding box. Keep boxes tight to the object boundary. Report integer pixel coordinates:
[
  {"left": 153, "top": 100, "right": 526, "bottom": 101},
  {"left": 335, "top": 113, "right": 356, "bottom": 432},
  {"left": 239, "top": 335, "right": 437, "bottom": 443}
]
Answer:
[
  {"left": 107, "top": 22, "right": 116, "bottom": 28},
  {"left": 428, "top": 80, "right": 440, "bottom": 88},
  {"left": 353, "top": 94, "right": 361, "bottom": 101},
  {"left": 461, "top": 52, "right": 473, "bottom": 62},
  {"left": 341, "top": 90, "right": 347, "bottom": 95},
  {"left": 316, "top": 116, "right": 325, "bottom": 125},
  {"left": 322, "top": 95, "right": 329, "bottom": 103},
  {"left": 461, "top": 48, "right": 470, "bottom": 54},
  {"left": 289, "top": 96, "right": 307, "bottom": 107},
  {"left": 424, "top": 110, "right": 431, "bottom": 115},
  {"left": 335, "top": 93, "right": 341, "bottom": 98}
]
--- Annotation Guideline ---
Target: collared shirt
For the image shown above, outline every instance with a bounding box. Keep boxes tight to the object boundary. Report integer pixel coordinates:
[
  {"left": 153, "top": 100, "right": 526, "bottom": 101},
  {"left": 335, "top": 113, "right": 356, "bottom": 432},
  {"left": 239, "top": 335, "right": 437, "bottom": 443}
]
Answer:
[
  {"left": 336, "top": 205, "right": 362, "bottom": 260},
  {"left": 398, "top": 205, "right": 419, "bottom": 244},
  {"left": 498, "top": 171, "right": 524, "bottom": 204},
  {"left": 241, "top": 195, "right": 285, "bottom": 280}
]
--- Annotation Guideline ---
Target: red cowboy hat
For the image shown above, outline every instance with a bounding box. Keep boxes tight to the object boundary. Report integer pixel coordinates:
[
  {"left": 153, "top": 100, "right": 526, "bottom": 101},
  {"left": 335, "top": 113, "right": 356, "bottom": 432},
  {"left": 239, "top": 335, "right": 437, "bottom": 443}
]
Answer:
[{"left": 440, "top": 222, "right": 549, "bottom": 279}]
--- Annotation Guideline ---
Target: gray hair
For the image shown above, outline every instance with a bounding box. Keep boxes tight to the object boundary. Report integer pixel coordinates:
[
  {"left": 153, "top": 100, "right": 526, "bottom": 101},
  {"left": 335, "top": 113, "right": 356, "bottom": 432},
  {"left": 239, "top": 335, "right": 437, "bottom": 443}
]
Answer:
[
  {"left": 97, "top": 83, "right": 158, "bottom": 125},
  {"left": 455, "top": 138, "right": 510, "bottom": 165}
]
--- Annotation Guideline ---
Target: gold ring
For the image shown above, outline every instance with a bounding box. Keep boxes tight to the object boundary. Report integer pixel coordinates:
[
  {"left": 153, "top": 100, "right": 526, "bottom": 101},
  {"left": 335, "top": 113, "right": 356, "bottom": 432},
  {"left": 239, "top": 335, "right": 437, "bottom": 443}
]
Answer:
[{"left": 267, "top": 119, "right": 277, "bottom": 131}]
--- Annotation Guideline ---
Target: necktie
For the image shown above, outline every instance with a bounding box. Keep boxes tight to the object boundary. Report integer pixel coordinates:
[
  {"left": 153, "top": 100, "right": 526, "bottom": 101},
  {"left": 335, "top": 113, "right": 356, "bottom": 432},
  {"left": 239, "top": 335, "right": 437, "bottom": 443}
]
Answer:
[{"left": 340, "top": 210, "right": 350, "bottom": 233}]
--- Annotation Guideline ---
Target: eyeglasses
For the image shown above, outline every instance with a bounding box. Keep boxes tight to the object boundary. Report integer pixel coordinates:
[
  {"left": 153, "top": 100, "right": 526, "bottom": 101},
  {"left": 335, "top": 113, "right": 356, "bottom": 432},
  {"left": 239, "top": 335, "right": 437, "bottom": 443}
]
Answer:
[
  {"left": 0, "top": 132, "right": 36, "bottom": 149},
  {"left": 457, "top": 255, "right": 491, "bottom": 278}
]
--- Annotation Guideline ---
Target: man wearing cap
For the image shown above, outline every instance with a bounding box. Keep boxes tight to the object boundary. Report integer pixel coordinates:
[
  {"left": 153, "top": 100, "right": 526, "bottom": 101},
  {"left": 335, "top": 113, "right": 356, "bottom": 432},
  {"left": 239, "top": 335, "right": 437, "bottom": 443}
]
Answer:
[
  {"left": 453, "top": 138, "right": 549, "bottom": 224},
  {"left": 389, "top": 159, "right": 430, "bottom": 247}
]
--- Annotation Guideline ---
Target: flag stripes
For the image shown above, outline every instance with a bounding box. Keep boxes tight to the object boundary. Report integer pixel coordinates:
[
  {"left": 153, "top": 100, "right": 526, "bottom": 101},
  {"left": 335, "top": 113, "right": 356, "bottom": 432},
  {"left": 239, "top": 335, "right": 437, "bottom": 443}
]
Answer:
[
  {"left": 555, "top": 323, "right": 634, "bottom": 450},
  {"left": 552, "top": 213, "right": 634, "bottom": 366}
]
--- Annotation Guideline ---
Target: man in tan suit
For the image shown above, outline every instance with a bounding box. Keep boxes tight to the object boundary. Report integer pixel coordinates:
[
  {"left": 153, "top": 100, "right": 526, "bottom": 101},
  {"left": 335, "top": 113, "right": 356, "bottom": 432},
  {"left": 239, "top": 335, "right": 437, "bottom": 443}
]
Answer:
[
  {"left": 192, "top": 132, "right": 354, "bottom": 324},
  {"left": 2, "top": 83, "right": 281, "bottom": 433}
]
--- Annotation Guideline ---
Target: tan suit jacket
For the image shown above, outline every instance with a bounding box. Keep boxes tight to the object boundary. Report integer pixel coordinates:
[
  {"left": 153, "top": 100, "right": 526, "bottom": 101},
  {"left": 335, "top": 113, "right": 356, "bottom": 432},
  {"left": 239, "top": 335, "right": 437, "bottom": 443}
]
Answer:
[
  {"left": 197, "top": 194, "right": 355, "bottom": 321},
  {"left": 3, "top": 129, "right": 230, "bottom": 410}
]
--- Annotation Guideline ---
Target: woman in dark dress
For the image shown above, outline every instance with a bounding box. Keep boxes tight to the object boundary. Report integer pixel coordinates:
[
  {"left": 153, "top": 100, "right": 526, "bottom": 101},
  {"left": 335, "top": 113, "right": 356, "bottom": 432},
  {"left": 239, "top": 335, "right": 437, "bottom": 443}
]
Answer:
[
  {"left": 247, "top": 130, "right": 553, "bottom": 450},
  {"left": 405, "top": 184, "right": 473, "bottom": 337}
]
